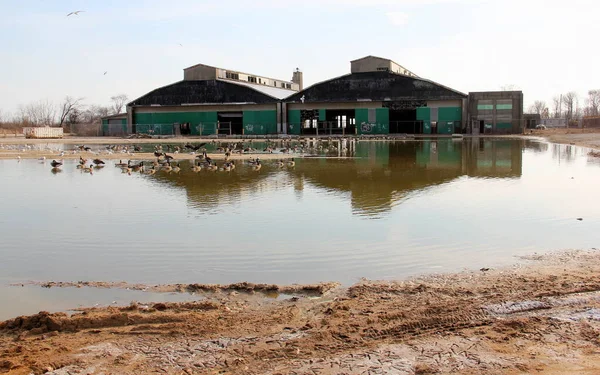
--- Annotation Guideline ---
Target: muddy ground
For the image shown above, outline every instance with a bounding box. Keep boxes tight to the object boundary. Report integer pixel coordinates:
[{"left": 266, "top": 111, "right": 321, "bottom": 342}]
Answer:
[
  {"left": 526, "top": 128, "right": 600, "bottom": 150},
  {"left": 3, "top": 250, "right": 600, "bottom": 374}
]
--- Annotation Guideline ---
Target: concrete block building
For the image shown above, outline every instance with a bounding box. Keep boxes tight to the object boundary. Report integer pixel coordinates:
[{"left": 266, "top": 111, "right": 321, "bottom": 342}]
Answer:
[{"left": 467, "top": 91, "right": 524, "bottom": 134}]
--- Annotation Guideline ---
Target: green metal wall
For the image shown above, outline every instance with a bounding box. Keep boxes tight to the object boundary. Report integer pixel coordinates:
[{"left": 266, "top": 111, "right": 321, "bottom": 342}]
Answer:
[
  {"left": 416, "top": 107, "right": 431, "bottom": 134},
  {"left": 243, "top": 110, "right": 277, "bottom": 135},
  {"left": 496, "top": 123, "right": 512, "bottom": 131},
  {"left": 319, "top": 109, "right": 326, "bottom": 121},
  {"left": 355, "top": 108, "right": 389, "bottom": 135},
  {"left": 416, "top": 107, "right": 461, "bottom": 134},
  {"left": 438, "top": 107, "right": 462, "bottom": 134},
  {"left": 288, "top": 110, "right": 301, "bottom": 135},
  {"left": 134, "top": 112, "right": 218, "bottom": 135}
]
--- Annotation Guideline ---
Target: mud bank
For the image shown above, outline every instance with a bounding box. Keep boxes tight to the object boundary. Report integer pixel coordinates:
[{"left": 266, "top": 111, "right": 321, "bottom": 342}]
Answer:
[
  {"left": 526, "top": 128, "right": 600, "bottom": 150},
  {"left": 24, "top": 281, "right": 341, "bottom": 296},
  {"left": 3, "top": 250, "right": 600, "bottom": 374}
]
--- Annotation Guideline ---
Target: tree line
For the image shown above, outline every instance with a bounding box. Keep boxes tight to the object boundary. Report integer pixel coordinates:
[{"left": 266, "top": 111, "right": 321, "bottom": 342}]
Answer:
[
  {"left": 0, "top": 94, "right": 129, "bottom": 129},
  {"left": 528, "top": 90, "right": 600, "bottom": 120}
]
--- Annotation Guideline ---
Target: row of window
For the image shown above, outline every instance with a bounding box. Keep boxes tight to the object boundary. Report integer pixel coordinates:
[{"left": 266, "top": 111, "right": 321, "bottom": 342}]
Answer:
[
  {"left": 225, "top": 71, "right": 293, "bottom": 89},
  {"left": 477, "top": 104, "right": 513, "bottom": 110}
]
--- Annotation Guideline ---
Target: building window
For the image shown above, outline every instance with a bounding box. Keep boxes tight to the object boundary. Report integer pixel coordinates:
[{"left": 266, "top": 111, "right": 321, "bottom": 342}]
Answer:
[
  {"left": 273, "top": 81, "right": 277, "bottom": 87},
  {"left": 376, "top": 67, "right": 389, "bottom": 71},
  {"left": 226, "top": 72, "right": 239, "bottom": 80},
  {"left": 477, "top": 104, "right": 494, "bottom": 110},
  {"left": 258, "top": 78, "right": 262, "bottom": 84},
  {"left": 248, "top": 76, "right": 257, "bottom": 83},
  {"left": 496, "top": 104, "right": 513, "bottom": 110},
  {"left": 281, "top": 82, "right": 285, "bottom": 88},
  {"left": 285, "top": 83, "right": 291, "bottom": 89}
]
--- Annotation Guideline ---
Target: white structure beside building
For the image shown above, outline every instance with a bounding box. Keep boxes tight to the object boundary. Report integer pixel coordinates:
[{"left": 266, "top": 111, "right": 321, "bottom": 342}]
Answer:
[
  {"left": 350, "top": 55, "right": 418, "bottom": 77},
  {"left": 183, "top": 63, "right": 302, "bottom": 98}
]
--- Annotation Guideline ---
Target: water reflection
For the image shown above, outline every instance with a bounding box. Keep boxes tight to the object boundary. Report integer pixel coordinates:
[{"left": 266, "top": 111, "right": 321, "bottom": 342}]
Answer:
[
  {"left": 152, "top": 139, "right": 524, "bottom": 217},
  {"left": 2, "top": 138, "right": 600, "bottom": 318}
]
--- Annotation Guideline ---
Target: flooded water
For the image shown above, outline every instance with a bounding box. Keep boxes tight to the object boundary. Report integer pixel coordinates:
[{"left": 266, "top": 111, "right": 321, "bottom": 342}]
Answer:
[{"left": 1, "top": 138, "right": 599, "bottom": 319}]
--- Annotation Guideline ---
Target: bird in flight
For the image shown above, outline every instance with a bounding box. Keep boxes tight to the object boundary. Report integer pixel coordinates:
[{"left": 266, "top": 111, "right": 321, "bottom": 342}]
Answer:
[
  {"left": 67, "top": 10, "right": 84, "bottom": 17},
  {"left": 179, "top": 43, "right": 183, "bottom": 47},
  {"left": 103, "top": 71, "right": 108, "bottom": 75}
]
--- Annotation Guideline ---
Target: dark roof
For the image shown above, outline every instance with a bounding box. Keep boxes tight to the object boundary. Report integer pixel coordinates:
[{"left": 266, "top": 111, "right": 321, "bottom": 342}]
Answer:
[
  {"left": 100, "top": 112, "right": 127, "bottom": 120},
  {"left": 128, "top": 80, "right": 279, "bottom": 107},
  {"left": 285, "top": 71, "right": 466, "bottom": 103}
]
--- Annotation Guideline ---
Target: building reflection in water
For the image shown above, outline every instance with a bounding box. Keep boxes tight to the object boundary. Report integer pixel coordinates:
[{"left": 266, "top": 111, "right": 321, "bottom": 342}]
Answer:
[{"left": 150, "top": 139, "right": 525, "bottom": 217}]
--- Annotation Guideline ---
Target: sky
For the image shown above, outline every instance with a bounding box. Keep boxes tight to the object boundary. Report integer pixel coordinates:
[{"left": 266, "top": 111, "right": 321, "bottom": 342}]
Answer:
[{"left": 0, "top": 0, "right": 598, "bottom": 116}]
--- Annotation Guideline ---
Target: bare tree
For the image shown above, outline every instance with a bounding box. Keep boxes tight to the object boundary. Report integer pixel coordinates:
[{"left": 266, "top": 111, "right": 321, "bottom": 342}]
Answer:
[
  {"left": 58, "top": 96, "right": 85, "bottom": 126},
  {"left": 562, "top": 92, "right": 577, "bottom": 121},
  {"left": 585, "top": 90, "right": 600, "bottom": 117},
  {"left": 67, "top": 107, "right": 83, "bottom": 125},
  {"left": 552, "top": 96, "right": 562, "bottom": 118},
  {"left": 19, "top": 99, "right": 56, "bottom": 126},
  {"left": 110, "top": 94, "right": 129, "bottom": 115},
  {"left": 528, "top": 101, "right": 548, "bottom": 117},
  {"left": 82, "top": 105, "right": 110, "bottom": 124}
]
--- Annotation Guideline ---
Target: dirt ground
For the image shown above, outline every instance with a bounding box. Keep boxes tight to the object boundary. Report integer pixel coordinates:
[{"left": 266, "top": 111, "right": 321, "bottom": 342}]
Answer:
[
  {"left": 3, "top": 250, "right": 600, "bottom": 375},
  {"left": 525, "top": 128, "right": 600, "bottom": 150}
]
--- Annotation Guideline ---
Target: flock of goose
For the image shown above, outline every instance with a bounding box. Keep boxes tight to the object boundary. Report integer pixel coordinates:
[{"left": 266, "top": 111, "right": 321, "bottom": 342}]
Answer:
[{"left": 25, "top": 142, "right": 298, "bottom": 175}]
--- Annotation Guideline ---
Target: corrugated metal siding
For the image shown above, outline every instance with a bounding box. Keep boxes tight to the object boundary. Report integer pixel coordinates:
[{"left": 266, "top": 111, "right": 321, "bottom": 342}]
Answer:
[
  {"left": 319, "top": 109, "right": 326, "bottom": 121},
  {"left": 416, "top": 107, "right": 431, "bottom": 134},
  {"left": 355, "top": 108, "right": 389, "bottom": 135},
  {"left": 23, "top": 127, "right": 63, "bottom": 139},
  {"left": 134, "top": 112, "right": 218, "bottom": 135},
  {"left": 438, "top": 107, "right": 461, "bottom": 134},
  {"left": 288, "top": 110, "right": 301, "bottom": 135},
  {"left": 243, "top": 110, "right": 277, "bottom": 135}
]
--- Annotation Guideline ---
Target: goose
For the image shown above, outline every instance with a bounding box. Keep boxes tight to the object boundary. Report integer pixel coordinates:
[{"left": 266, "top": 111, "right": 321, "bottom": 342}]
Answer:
[
  {"left": 152, "top": 158, "right": 160, "bottom": 167},
  {"left": 115, "top": 159, "right": 128, "bottom": 168},
  {"left": 39, "top": 156, "right": 46, "bottom": 162},
  {"left": 154, "top": 151, "right": 163, "bottom": 158},
  {"left": 287, "top": 158, "right": 296, "bottom": 167},
  {"left": 50, "top": 160, "right": 63, "bottom": 168},
  {"left": 191, "top": 161, "right": 202, "bottom": 172},
  {"left": 131, "top": 161, "right": 144, "bottom": 172},
  {"left": 79, "top": 156, "right": 87, "bottom": 165},
  {"left": 133, "top": 145, "right": 142, "bottom": 152},
  {"left": 252, "top": 160, "right": 262, "bottom": 171},
  {"left": 162, "top": 162, "right": 173, "bottom": 172},
  {"left": 83, "top": 164, "right": 93, "bottom": 173},
  {"left": 229, "top": 160, "right": 236, "bottom": 170},
  {"left": 276, "top": 159, "right": 284, "bottom": 168},
  {"left": 221, "top": 162, "right": 232, "bottom": 172},
  {"left": 146, "top": 166, "right": 156, "bottom": 175},
  {"left": 203, "top": 151, "right": 212, "bottom": 165},
  {"left": 172, "top": 163, "right": 181, "bottom": 173},
  {"left": 206, "top": 161, "right": 218, "bottom": 171},
  {"left": 164, "top": 154, "right": 174, "bottom": 162},
  {"left": 121, "top": 161, "right": 132, "bottom": 173},
  {"left": 93, "top": 158, "right": 105, "bottom": 166}
]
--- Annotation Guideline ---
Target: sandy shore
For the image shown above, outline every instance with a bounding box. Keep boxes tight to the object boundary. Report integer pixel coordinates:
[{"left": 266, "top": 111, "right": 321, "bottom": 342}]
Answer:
[
  {"left": 3, "top": 250, "right": 600, "bottom": 374},
  {"left": 525, "top": 128, "right": 600, "bottom": 150}
]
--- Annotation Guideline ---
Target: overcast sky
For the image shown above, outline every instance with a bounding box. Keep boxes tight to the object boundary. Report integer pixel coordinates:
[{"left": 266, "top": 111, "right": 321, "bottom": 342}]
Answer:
[{"left": 0, "top": 0, "right": 598, "bottom": 115}]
